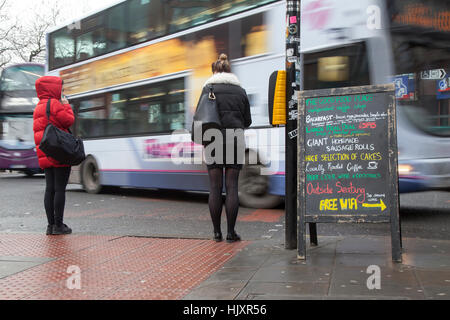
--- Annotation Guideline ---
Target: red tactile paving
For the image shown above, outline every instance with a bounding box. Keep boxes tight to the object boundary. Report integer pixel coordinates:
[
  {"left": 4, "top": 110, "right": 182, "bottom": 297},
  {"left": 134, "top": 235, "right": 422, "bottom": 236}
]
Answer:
[
  {"left": 0, "top": 234, "right": 248, "bottom": 300},
  {"left": 239, "top": 209, "right": 284, "bottom": 223},
  {"left": 65, "top": 208, "right": 108, "bottom": 218},
  {"left": 92, "top": 212, "right": 127, "bottom": 219}
]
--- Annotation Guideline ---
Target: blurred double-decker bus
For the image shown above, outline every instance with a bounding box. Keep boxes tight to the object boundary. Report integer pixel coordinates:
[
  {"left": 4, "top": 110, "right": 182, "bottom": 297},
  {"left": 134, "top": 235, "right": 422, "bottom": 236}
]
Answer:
[
  {"left": 45, "top": 0, "right": 450, "bottom": 209},
  {"left": 46, "top": 0, "right": 286, "bottom": 208},
  {"left": 0, "top": 63, "right": 44, "bottom": 176}
]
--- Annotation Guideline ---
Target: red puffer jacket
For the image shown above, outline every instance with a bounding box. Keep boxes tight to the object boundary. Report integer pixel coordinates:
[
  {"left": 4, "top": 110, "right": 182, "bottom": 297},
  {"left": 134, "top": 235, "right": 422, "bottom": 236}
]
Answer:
[{"left": 33, "top": 76, "right": 75, "bottom": 169}]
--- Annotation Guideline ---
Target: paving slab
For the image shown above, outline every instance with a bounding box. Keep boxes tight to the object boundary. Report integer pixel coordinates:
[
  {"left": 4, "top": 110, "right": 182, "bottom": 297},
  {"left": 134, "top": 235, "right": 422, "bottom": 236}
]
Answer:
[
  {"left": 236, "top": 281, "right": 330, "bottom": 300},
  {"left": 182, "top": 280, "right": 248, "bottom": 300},
  {"left": 328, "top": 266, "right": 425, "bottom": 299},
  {"left": 0, "top": 257, "right": 53, "bottom": 279},
  {"left": 335, "top": 236, "right": 391, "bottom": 254}
]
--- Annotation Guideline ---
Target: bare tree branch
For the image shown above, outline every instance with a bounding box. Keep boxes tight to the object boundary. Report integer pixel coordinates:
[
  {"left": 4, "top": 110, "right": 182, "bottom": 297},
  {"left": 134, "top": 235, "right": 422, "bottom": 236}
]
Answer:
[
  {"left": 1, "top": 0, "right": 97, "bottom": 68},
  {"left": 6, "top": 1, "right": 64, "bottom": 64},
  {"left": 0, "top": 0, "right": 15, "bottom": 68}
]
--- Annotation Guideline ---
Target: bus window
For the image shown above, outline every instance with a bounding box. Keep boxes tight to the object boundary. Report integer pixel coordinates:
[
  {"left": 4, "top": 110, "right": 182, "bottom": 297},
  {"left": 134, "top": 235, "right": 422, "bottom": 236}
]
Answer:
[
  {"left": 229, "top": 13, "right": 266, "bottom": 59},
  {"left": 0, "top": 65, "right": 43, "bottom": 92},
  {"left": 107, "top": 2, "right": 128, "bottom": 52},
  {"left": 166, "top": 80, "right": 186, "bottom": 131},
  {"left": 304, "top": 42, "right": 370, "bottom": 90},
  {"left": 392, "top": 40, "right": 450, "bottom": 136},
  {"left": 167, "top": 0, "right": 219, "bottom": 33},
  {"left": 128, "top": 0, "right": 166, "bottom": 45},
  {"left": 389, "top": 0, "right": 450, "bottom": 136},
  {"left": 107, "top": 92, "right": 129, "bottom": 136},
  {"left": 76, "top": 29, "right": 107, "bottom": 61},
  {"left": 76, "top": 97, "right": 107, "bottom": 138},
  {"left": 216, "top": 0, "right": 277, "bottom": 18},
  {"left": 75, "top": 15, "right": 107, "bottom": 62},
  {"left": 147, "top": 103, "right": 164, "bottom": 131},
  {"left": 244, "top": 25, "right": 268, "bottom": 57},
  {"left": 165, "top": 0, "right": 277, "bottom": 33},
  {"left": 50, "top": 27, "right": 75, "bottom": 69},
  {"left": 0, "top": 115, "right": 34, "bottom": 144},
  {"left": 75, "top": 78, "right": 186, "bottom": 139}
]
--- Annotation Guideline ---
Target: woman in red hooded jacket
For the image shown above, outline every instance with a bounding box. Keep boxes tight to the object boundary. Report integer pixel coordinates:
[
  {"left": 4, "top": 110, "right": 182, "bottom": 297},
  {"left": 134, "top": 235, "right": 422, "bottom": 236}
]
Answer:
[{"left": 33, "top": 76, "right": 74, "bottom": 235}]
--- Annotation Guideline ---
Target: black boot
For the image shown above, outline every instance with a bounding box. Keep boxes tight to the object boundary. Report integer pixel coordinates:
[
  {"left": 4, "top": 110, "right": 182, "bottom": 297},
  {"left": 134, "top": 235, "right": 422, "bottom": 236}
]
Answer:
[
  {"left": 213, "top": 232, "right": 223, "bottom": 242},
  {"left": 52, "top": 224, "right": 72, "bottom": 235},
  {"left": 46, "top": 224, "right": 54, "bottom": 235},
  {"left": 226, "top": 231, "right": 241, "bottom": 243}
]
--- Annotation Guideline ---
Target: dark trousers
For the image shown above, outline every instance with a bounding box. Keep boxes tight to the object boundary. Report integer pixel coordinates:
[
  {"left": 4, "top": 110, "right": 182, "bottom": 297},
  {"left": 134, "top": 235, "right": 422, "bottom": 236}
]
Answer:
[{"left": 44, "top": 167, "right": 71, "bottom": 226}]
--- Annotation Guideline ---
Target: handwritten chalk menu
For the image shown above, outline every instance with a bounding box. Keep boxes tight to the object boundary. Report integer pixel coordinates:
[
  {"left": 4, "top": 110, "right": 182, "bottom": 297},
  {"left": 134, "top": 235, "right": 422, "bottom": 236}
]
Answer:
[
  {"left": 304, "top": 92, "right": 390, "bottom": 216},
  {"left": 297, "top": 84, "right": 402, "bottom": 262}
]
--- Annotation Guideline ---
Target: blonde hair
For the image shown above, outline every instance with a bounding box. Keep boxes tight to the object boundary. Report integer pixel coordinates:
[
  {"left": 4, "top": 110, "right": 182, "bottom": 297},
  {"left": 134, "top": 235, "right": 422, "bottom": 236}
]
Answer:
[{"left": 211, "top": 53, "right": 231, "bottom": 73}]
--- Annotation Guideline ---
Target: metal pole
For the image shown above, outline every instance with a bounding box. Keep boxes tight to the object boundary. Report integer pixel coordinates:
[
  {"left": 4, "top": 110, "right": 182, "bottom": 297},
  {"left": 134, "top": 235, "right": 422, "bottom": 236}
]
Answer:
[{"left": 285, "top": 0, "right": 301, "bottom": 249}]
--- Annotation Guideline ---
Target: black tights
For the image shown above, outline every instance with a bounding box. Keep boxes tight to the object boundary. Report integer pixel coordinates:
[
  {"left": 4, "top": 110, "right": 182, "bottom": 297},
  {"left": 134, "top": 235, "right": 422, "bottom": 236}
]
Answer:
[
  {"left": 208, "top": 167, "right": 240, "bottom": 235},
  {"left": 44, "top": 167, "right": 71, "bottom": 226}
]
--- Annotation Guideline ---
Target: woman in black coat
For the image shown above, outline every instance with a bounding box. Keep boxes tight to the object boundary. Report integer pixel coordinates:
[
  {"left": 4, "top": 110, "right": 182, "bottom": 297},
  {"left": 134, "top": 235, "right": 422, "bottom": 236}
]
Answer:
[{"left": 200, "top": 54, "right": 252, "bottom": 243}]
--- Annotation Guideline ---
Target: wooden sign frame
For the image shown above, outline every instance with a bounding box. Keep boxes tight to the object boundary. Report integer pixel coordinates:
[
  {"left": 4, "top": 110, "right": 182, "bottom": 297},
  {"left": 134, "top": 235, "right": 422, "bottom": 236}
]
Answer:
[{"left": 297, "top": 84, "right": 402, "bottom": 262}]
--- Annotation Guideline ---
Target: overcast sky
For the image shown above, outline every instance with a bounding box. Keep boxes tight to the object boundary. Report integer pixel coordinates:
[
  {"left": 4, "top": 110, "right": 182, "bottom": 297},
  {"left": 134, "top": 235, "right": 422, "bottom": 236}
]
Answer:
[{"left": 5, "top": 0, "right": 122, "bottom": 27}]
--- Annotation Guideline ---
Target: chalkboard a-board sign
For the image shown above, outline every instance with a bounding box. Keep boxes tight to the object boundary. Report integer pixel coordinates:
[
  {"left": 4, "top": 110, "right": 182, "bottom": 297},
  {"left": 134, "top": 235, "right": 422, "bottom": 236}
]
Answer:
[{"left": 297, "top": 84, "right": 402, "bottom": 262}]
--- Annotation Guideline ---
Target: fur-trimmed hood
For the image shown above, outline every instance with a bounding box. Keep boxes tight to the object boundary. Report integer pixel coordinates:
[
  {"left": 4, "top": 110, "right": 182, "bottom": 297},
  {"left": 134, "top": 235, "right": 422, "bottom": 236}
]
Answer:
[
  {"left": 203, "top": 72, "right": 241, "bottom": 87},
  {"left": 199, "top": 72, "right": 251, "bottom": 129}
]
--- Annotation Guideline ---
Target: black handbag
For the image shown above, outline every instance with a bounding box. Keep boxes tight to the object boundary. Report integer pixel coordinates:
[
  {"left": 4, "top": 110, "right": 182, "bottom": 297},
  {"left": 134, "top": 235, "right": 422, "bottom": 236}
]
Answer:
[
  {"left": 191, "top": 85, "right": 222, "bottom": 145},
  {"left": 40, "top": 99, "right": 86, "bottom": 166}
]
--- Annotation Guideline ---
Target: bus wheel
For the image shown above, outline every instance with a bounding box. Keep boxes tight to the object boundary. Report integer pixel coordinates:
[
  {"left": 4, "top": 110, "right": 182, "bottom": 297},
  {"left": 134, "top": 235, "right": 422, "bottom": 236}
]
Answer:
[
  {"left": 238, "top": 163, "right": 283, "bottom": 209},
  {"left": 81, "top": 156, "right": 102, "bottom": 194}
]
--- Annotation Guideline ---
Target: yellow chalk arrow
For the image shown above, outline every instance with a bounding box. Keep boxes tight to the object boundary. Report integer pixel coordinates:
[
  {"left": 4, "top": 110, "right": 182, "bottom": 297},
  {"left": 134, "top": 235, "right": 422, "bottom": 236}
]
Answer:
[{"left": 362, "top": 199, "right": 386, "bottom": 211}]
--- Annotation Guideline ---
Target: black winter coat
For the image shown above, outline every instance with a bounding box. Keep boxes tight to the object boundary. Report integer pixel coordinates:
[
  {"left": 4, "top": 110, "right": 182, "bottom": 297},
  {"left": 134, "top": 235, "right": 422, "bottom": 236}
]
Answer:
[
  {"left": 201, "top": 72, "right": 252, "bottom": 129},
  {"left": 200, "top": 72, "right": 252, "bottom": 169}
]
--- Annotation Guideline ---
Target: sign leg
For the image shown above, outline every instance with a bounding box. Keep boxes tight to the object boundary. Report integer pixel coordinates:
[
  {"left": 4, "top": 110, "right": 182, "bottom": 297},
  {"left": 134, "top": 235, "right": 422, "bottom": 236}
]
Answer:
[
  {"left": 297, "top": 221, "right": 306, "bottom": 260},
  {"left": 309, "top": 223, "right": 318, "bottom": 246},
  {"left": 390, "top": 216, "right": 402, "bottom": 263}
]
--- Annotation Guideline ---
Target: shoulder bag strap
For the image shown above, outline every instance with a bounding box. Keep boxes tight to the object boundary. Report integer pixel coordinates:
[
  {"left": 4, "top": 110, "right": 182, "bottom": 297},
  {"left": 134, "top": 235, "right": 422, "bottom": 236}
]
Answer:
[
  {"left": 45, "top": 98, "right": 58, "bottom": 128},
  {"left": 46, "top": 98, "right": 51, "bottom": 120},
  {"left": 46, "top": 98, "right": 72, "bottom": 134}
]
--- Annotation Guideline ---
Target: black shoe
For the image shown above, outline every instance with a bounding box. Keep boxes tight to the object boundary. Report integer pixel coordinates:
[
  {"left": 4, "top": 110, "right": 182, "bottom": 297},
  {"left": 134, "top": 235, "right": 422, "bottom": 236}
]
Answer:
[
  {"left": 52, "top": 224, "right": 72, "bottom": 235},
  {"left": 213, "top": 232, "right": 223, "bottom": 242},
  {"left": 46, "top": 224, "right": 54, "bottom": 235},
  {"left": 226, "top": 231, "right": 241, "bottom": 243}
]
